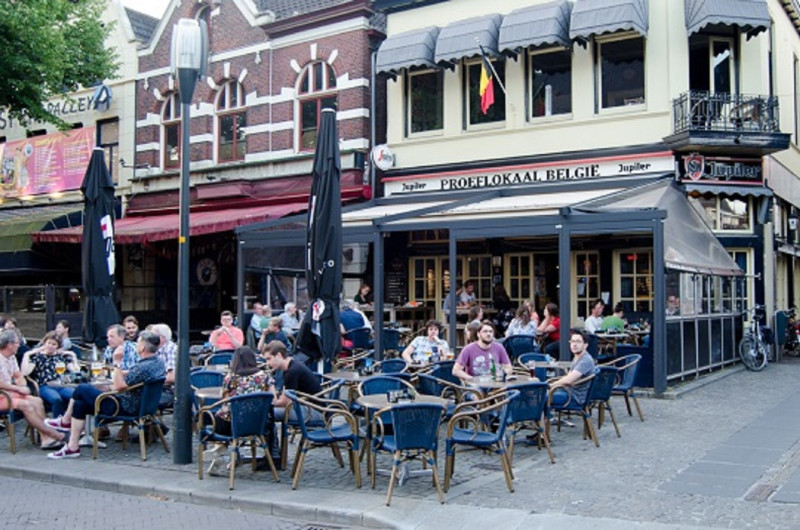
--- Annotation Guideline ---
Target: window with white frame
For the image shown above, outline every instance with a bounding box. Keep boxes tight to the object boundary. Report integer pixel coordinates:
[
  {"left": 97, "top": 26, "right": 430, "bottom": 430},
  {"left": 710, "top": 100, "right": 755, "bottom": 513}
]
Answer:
[
  {"left": 162, "top": 93, "right": 181, "bottom": 170},
  {"left": 465, "top": 58, "right": 505, "bottom": 126},
  {"left": 297, "top": 60, "right": 337, "bottom": 150},
  {"left": 614, "top": 249, "right": 653, "bottom": 313},
  {"left": 217, "top": 81, "right": 246, "bottom": 162},
  {"left": 689, "top": 195, "right": 752, "bottom": 232},
  {"left": 597, "top": 36, "right": 645, "bottom": 109},
  {"left": 530, "top": 48, "right": 571, "bottom": 118},
  {"left": 406, "top": 69, "right": 443, "bottom": 135}
]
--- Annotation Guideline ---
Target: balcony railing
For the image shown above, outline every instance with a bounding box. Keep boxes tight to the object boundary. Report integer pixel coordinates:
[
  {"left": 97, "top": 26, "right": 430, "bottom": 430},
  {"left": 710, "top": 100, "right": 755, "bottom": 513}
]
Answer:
[{"left": 672, "top": 91, "right": 780, "bottom": 134}]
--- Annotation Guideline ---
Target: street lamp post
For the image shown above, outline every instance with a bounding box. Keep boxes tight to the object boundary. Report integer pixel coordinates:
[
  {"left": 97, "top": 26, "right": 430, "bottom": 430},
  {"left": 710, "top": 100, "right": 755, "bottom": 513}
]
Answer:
[{"left": 170, "top": 18, "right": 207, "bottom": 464}]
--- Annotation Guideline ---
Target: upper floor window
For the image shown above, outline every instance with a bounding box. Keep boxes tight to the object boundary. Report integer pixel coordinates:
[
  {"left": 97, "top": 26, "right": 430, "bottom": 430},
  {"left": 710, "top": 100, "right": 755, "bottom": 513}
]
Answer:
[
  {"left": 598, "top": 36, "right": 645, "bottom": 109},
  {"left": 689, "top": 35, "right": 735, "bottom": 96},
  {"left": 97, "top": 118, "right": 119, "bottom": 184},
  {"left": 466, "top": 58, "right": 505, "bottom": 127},
  {"left": 689, "top": 195, "right": 752, "bottom": 232},
  {"left": 217, "top": 81, "right": 246, "bottom": 162},
  {"left": 406, "top": 69, "right": 443, "bottom": 135},
  {"left": 530, "top": 48, "right": 571, "bottom": 118},
  {"left": 162, "top": 93, "right": 181, "bottom": 170},
  {"left": 297, "top": 61, "right": 337, "bottom": 150}
]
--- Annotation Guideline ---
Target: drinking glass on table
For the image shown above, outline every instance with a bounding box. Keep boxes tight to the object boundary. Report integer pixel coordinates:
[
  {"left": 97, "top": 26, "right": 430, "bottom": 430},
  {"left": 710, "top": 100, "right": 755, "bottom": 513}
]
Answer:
[
  {"left": 91, "top": 362, "right": 104, "bottom": 380},
  {"left": 55, "top": 361, "right": 66, "bottom": 382}
]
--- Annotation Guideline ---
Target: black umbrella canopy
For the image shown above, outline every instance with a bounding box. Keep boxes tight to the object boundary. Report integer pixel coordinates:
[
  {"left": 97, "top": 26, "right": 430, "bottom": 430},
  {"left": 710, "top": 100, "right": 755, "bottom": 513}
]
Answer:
[
  {"left": 296, "top": 108, "right": 342, "bottom": 365},
  {"left": 81, "top": 147, "right": 119, "bottom": 346}
]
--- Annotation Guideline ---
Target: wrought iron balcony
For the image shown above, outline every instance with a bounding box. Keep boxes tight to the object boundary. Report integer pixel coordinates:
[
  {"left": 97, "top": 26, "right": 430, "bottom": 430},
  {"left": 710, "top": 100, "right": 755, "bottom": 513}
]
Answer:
[{"left": 664, "top": 91, "right": 789, "bottom": 156}]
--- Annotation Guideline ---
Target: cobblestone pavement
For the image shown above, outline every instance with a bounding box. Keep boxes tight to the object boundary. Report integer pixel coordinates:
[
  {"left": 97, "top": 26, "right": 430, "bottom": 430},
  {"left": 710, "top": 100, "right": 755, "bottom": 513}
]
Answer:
[
  {"left": 0, "top": 476, "right": 318, "bottom": 530},
  {"left": 1, "top": 359, "right": 799, "bottom": 529}
]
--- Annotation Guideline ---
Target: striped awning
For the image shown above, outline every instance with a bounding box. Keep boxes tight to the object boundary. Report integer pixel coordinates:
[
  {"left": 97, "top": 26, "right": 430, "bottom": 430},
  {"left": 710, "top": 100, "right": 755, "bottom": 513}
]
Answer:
[
  {"left": 33, "top": 202, "right": 307, "bottom": 245},
  {"left": 376, "top": 26, "right": 440, "bottom": 76},
  {"left": 498, "top": 0, "right": 573, "bottom": 54},
  {"left": 434, "top": 14, "right": 503, "bottom": 65},
  {"left": 685, "top": 0, "right": 770, "bottom": 39},
  {"left": 569, "top": 0, "right": 649, "bottom": 42}
]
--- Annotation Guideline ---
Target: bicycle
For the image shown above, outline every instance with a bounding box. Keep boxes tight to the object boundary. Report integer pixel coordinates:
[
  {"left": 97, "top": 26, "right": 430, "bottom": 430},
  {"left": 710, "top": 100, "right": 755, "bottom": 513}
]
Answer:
[
  {"left": 738, "top": 304, "right": 770, "bottom": 371},
  {"left": 782, "top": 307, "right": 800, "bottom": 357}
]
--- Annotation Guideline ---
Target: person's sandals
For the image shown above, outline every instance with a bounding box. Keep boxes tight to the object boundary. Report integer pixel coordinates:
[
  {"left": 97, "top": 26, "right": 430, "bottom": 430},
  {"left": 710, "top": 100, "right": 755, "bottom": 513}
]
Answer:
[{"left": 40, "top": 438, "right": 66, "bottom": 451}]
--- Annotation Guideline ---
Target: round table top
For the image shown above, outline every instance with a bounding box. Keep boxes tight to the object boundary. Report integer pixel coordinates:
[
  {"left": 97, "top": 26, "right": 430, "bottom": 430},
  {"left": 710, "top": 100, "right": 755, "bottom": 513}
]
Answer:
[
  {"left": 194, "top": 386, "right": 223, "bottom": 401},
  {"left": 327, "top": 370, "right": 371, "bottom": 382},
  {"left": 595, "top": 332, "right": 629, "bottom": 340},
  {"left": 356, "top": 394, "right": 449, "bottom": 409},
  {"left": 467, "top": 373, "right": 535, "bottom": 389},
  {"left": 46, "top": 377, "right": 112, "bottom": 389}
]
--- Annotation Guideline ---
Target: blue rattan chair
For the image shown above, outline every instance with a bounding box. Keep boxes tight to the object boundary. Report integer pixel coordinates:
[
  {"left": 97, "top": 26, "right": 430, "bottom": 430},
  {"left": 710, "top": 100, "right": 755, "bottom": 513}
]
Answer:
[
  {"left": 517, "top": 352, "right": 549, "bottom": 381},
  {"left": 587, "top": 366, "right": 622, "bottom": 439},
  {"left": 197, "top": 391, "right": 280, "bottom": 489},
  {"left": 444, "top": 389, "right": 519, "bottom": 493},
  {"left": 382, "top": 327, "right": 401, "bottom": 355},
  {"left": 204, "top": 351, "right": 233, "bottom": 367},
  {"left": 377, "top": 358, "right": 408, "bottom": 374},
  {"left": 284, "top": 389, "right": 362, "bottom": 490},
  {"left": 548, "top": 371, "right": 599, "bottom": 447},
  {"left": 502, "top": 334, "right": 540, "bottom": 362},
  {"left": 369, "top": 402, "right": 446, "bottom": 505},
  {"left": 505, "top": 381, "right": 554, "bottom": 464},
  {"left": 92, "top": 378, "right": 169, "bottom": 461},
  {"left": 605, "top": 353, "right": 644, "bottom": 421}
]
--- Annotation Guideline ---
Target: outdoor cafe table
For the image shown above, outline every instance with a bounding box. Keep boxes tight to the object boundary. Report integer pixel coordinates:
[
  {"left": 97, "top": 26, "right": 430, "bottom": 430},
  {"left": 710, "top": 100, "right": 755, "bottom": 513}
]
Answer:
[
  {"left": 356, "top": 394, "right": 449, "bottom": 410},
  {"left": 466, "top": 373, "right": 535, "bottom": 392},
  {"left": 194, "top": 386, "right": 223, "bottom": 405},
  {"left": 526, "top": 361, "right": 572, "bottom": 380}
]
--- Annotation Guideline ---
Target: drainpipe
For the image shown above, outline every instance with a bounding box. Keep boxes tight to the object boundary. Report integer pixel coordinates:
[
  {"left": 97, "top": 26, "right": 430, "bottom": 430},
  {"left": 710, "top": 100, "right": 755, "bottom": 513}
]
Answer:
[{"left": 369, "top": 48, "right": 377, "bottom": 190}]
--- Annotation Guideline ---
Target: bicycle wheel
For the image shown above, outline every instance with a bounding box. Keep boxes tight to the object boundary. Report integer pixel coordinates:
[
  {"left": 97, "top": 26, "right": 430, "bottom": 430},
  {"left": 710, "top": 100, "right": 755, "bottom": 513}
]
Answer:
[{"left": 738, "top": 335, "right": 767, "bottom": 371}]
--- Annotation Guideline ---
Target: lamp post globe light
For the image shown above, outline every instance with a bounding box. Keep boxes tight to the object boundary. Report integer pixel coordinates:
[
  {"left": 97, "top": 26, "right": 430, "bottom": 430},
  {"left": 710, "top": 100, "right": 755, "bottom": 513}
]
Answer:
[{"left": 170, "top": 18, "right": 207, "bottom": 465}]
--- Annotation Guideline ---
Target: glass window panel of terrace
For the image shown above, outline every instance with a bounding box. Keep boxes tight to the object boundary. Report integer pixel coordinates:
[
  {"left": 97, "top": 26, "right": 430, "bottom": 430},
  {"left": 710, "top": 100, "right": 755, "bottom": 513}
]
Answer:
[
  {"left": 530, "top": 49, "right": 571, "bottom": 118},
  {"left": 599, "top": 37, "right": 645, "bottom": 109},
  {"left": 408, "top": 70, "right": 444, "bottom": 134}
]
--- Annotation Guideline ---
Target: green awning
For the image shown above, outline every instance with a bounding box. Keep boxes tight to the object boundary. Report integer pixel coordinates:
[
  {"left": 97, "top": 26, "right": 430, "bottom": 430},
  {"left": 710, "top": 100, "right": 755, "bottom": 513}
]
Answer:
[{"left": 0, "top": 204, "right": 82, "bottom": 252}]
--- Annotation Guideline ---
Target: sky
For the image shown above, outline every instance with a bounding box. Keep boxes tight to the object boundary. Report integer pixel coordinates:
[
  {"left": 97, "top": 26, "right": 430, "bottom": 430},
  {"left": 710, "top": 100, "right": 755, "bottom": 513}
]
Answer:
[{"left": 121, "top": 0, "right": 168, "bottom": 19}]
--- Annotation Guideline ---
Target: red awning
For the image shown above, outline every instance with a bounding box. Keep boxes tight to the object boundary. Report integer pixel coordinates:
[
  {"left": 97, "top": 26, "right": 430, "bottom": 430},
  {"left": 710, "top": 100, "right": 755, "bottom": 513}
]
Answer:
[{"left": 33, "top": 202, "right": 307, "bottom": 245}]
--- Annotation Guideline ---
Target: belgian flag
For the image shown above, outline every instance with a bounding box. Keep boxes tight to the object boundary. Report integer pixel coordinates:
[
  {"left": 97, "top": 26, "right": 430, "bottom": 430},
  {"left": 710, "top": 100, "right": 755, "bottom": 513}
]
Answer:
[{"left": 479, "top": 49, "right": 495, "bottom": 115}]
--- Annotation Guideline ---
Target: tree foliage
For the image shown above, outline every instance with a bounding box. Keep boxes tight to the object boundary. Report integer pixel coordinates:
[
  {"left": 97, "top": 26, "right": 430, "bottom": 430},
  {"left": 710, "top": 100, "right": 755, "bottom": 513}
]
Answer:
[{"left": 0, "top": 0, "right": 119, "bottom": 129}]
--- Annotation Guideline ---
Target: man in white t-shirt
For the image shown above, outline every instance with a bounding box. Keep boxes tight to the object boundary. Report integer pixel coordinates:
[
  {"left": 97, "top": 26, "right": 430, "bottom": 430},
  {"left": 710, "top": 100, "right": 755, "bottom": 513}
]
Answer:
[{"left": 584, "top": 298, "right": 605, "bottom": 334}]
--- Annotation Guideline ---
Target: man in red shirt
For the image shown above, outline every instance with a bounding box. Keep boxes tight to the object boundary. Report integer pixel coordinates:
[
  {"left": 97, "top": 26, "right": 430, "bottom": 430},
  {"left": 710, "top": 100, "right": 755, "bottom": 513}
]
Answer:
[{"left": 209, "top": 311, "right": 244, "bottom": 351}]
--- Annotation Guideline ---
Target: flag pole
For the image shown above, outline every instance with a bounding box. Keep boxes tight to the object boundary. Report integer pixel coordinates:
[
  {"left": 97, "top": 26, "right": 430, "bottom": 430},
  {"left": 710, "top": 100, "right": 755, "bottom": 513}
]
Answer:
[{"left": 476, "top": 39, "right": 507, "bottom": 96}]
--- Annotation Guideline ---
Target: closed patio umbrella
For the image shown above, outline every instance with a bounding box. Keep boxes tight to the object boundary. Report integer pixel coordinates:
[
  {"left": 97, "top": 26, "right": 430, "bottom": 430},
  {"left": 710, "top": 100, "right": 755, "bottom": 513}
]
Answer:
[
  {"left": 295, "top": 108, "right": 342, "bottom": 367},
  {"left": 81, "top": 147, "right": 119, "bottom": 348}
]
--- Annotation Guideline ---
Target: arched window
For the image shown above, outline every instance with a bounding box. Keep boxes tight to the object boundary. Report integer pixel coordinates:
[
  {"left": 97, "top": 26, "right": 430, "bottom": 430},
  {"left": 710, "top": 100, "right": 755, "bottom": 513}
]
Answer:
[
  {"left": 162, "top": 93, "right": 181, "bottom": 169},
  {"left": 217, "top": 81, "right": 246, "bottom": 162},
  {"left": 297, "top": 60, "right": 337, "bottom": 150}
]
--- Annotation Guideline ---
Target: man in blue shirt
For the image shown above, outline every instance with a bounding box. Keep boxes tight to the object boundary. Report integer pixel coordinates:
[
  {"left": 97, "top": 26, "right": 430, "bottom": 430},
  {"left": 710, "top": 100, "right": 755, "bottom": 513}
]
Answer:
[
  {"left": 103, "top": 324, "right": 138, "bottom": 369},
  {"left": 47, "top": 331, "right": 166, "bottom": 459}
]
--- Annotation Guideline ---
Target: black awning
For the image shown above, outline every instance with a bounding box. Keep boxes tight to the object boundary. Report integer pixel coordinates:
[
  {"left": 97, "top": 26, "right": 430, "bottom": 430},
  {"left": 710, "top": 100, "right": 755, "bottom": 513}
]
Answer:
[
  {"left": 569, "top": 0, "right": 649, "bottom": 42},
  {"left": 434, "top": 14, "right": 502, "bottom": 65},
  {"left": 499, "top": 0, "right": 573, "bottom": 55},
  {"left": 376, "top": 26, "right": 440, "bottom": 76},
  {"left": 683, "top": 182, "right": 773, "bottom": 199},
  {"left": 685, "top": 0, "right": 770, "bottom": 39}
]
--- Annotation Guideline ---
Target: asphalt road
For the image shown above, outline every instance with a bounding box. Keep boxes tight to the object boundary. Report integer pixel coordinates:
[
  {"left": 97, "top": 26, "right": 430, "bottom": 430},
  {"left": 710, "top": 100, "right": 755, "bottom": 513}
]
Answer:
[{"left": 0, "top": 476, "right": 331, "bottom": 530}]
